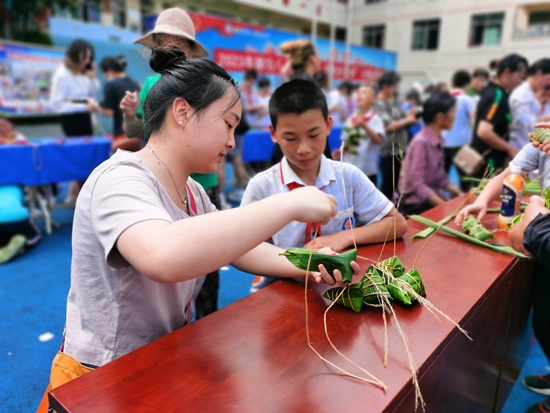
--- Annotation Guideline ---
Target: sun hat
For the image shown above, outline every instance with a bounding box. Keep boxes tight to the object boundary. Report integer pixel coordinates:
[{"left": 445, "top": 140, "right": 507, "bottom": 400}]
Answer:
[{"left": 134, "top": 8, "right": 209, "bottom": 58}]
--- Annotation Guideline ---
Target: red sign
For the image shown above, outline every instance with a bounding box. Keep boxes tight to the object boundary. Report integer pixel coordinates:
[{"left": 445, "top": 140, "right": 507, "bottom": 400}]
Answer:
[
  {"left": 212, "top": 48, "right": 287, "bottom": 75},
  {"left": 188, "top": 12, "right": 265, "bottom": 37},
  {"left": 321, "top": 61, "right": 385, "bottom": 82}
]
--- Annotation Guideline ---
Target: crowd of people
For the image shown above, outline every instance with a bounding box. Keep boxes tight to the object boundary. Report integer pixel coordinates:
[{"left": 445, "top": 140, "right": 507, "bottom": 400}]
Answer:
[{"left": 0, "top": 6, "right": 544, "bottom": 413}]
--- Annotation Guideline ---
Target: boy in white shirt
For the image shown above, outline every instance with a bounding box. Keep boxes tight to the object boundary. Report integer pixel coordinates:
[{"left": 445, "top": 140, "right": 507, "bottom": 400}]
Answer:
[
  {"left": 241, "top": 79, "right": 408, "bottom": 292},
  {"left": 341, "top": 84, "right": 385, "bottom": 184}
]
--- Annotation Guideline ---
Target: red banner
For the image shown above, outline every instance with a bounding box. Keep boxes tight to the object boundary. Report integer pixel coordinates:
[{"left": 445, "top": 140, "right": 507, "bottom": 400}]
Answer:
[
  {"left": 212, "top": 48, "right": 287, "bottom": 75},
  {"left": 321, "top": 61, "right": 385, "bottom": 82},
  {"left": 188, "top": 12, "right": 265, "bottom": 37}
]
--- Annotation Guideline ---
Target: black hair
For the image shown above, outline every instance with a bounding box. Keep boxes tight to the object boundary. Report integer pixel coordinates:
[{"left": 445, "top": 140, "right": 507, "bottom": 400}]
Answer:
[
  {"left": 128, "top": 48, "right": 240, "bottom": 139},
  {"left": 422, "top": 91, "right": 456, "bottom": 124},
  {"left": 258, "top": 77, "right": 271, "bottom": 89},
  {"left": 269, "top": 79, "right": 328, "bottom": 129},
  {"left": 452, "top": 70, "right": 471, "bottom": 88},
  {"left": 317, "top": 71, "right": 329, "bottom": 89},
  {"left": 66, "top": 39, "right": 94, "bottom": 67},
  {"left": 244, "top": 69, "right": 258, "bottom": 81},
  {"left": 378, "top": 70, "right": 401, "bottom": 88},
  {"left": 489, "top": 54, "right": 528, "bottom": 76},
  {"left": 338, "top": 80, "right": 353, "bottom": 95},
  {"left": 528, "top": 58, "right": 550, "bottom": 76},
  {"left": 100, "top": 55, "right": 127, "bottom": 73},
  {"left": 472, "top": 67, "right": 490, "bottom": 79}
]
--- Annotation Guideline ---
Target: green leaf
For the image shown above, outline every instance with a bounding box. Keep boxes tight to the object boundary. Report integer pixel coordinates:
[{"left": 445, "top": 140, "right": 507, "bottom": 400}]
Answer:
[
  {"left": 408, "top": 215, "right": 527, "bottom": 258},
  {"left": 324, "top": 283, "right": 364, "bottom": 313},
  {"left": 280, "top": 248, "right": 358, "bottom": 283},
  {"left": 360, "top": 266, "right": 392, "bottom": 306}
]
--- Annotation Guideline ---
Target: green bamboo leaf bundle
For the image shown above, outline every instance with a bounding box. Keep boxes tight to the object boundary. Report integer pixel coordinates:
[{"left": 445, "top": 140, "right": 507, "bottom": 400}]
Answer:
[
  {"left": 280, "top": 248, "right": 358, "bottom": 283},
  {"left": 462, "top": 215, "right": 495, "bottom": 242},
  {"left": 409, "top": 215, "right": 526, "bottom": 257},
  {"left": 360, "top": 266, "right": 392, "bottom": 306},
  {"left": 379, "top": 256, "right": 405, "bottom": 279},
  {"left": 323, "top": 282, "right": 364, "bottom": 313},
  {"left": 531, "top": 127, "right": 550, "bottom": 144},
  {"left": 342, "top": 126, "right": 362, "bottom": 155},
  {"left": 387, "top": 269, "right": 426, "bottom": 305}
]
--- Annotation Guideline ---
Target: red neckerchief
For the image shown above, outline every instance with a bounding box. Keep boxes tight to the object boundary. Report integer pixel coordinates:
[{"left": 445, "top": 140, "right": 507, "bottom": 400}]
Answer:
[
  {"left": 350, "top": 110, "right": 377, "bottom": 126},
  {"left": 279, "top": 162, "right": 320, "bottom": 243},
  {"left": 245, "top": 88, "right": 255, "bottom": 106},
  {"left": 450, "top": 89, "right": 464, "bottom": 97},
  {"left": 185, "top": 183, "right": 197, "bottom": 215},
  {"left": 345, "top": 97, "right": 354, "bottom": 117}
]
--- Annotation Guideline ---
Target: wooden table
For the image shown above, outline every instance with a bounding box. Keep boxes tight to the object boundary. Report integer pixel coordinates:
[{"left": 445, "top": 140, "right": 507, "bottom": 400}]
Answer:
[{"left": 49, "top": 195, "right": 535, "bottom": 412}]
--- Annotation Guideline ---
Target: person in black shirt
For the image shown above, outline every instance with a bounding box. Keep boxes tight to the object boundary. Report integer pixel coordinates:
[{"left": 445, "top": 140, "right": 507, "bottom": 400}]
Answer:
[
  {"left": 510, "top": 194, "right": 550, "bottom": 413},
  {"left": 470, "top": 54, "right": 528, "bottom": 173},
  {"left": 98, "top": 56, "right": 141, "bottom": 151}
]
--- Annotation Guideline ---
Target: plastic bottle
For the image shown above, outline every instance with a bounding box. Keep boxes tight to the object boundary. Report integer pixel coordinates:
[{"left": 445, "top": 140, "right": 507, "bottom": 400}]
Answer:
[{"left": 498, "top": 165, "right": 525, "bottom": 229}]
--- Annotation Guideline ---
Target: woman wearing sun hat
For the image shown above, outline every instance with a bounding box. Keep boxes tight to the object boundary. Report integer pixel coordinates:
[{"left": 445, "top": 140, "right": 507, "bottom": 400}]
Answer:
[{"left": 120, "top": 8, "right": 220, "bottom": 320}]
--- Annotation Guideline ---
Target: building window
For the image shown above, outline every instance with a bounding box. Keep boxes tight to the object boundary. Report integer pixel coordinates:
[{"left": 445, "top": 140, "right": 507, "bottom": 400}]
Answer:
[
  {"left": 362, "top": 25, "right": 385, "bottom": 49},
  {"left": 411, "top": 19, "right": 440, "bottom": 50},
  {"left": 470, "top": 12, "right": 504, "bottom": 47},
  {"left": 365, "top": 0, "right": 387, "bottom": 4},
  {"left": 527, "top": 10, "right": 550, "bottom": 35}
]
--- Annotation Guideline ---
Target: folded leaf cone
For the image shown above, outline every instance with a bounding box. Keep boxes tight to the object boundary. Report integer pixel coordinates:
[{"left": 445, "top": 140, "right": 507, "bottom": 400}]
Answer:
[
  {"left": 463, "top": 215, "right": 495, "bottom": 242},
  {"left": 323, "top": 283, "right": 364, "bottom": 313},
  {"left": 360, "top": 266, "right": 392, "bottom": 306},
  {"left": 531, "top": 128, "right": 550, "bottom": 144},
  {"left": 280, "top": 248, "right": 358, "bottom": 283},
  {"left": 386, "top": 269, "right": 426, "bottom": 305}
]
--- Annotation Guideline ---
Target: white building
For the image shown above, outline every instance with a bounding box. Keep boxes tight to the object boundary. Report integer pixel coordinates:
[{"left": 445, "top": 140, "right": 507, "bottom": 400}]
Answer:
[{"left": 53, "top": 0, "right": 550, "bottom": 86}]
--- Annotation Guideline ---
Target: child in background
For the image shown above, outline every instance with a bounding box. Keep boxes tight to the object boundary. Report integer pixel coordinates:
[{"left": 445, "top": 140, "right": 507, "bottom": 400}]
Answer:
[
  {"left": 341, "top": 83, "right": 384, "bottom": 185},
  {"left": 241, "top": 79, "right": 408, "bottom": 292}
]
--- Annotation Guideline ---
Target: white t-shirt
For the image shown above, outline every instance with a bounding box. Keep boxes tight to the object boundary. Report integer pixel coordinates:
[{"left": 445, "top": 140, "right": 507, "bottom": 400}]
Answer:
[
  {"left": 252, "top": 94, "right": 271, "bottom": 129},
  {"left": 442, "top": 89, "right": 476, "bottom": 148},
  {"left": 241, "top": 155, "right": 392, "bottom": 249},
  {"left": 64, "top": 150, "right": 215, "bottom": 366},
  {"left": 509, "top": 81, "right": 540, "bottom": 150},
  {"left": 341, "top": 110, "right": 385, "bottom": 176},
  {"left": 324, "top": 89, "right": 345, "bottom": 126},
  {"left": 50, "top": 64, "right": 100, "bottom": 114},
  {"left": 510, "top": 143, "right": 550, "bottom": 189}
]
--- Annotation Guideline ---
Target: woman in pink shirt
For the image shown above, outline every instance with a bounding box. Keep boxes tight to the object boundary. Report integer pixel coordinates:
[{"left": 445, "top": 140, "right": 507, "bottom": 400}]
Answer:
[{"left": 399, "top": 91, "right": 463, "bottom": 214}]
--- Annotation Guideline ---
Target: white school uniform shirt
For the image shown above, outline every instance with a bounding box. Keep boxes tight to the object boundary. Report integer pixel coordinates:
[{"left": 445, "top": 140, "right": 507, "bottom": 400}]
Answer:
[
  {"left": 341, "top": 109, "right": 385, "bottom": 177},
  {"left": 509, "top": 81, "right": 540, "bottom": 150},
  {"left": 510, "top": 143, "right": 550, "bottom": 189},
  {"left": 241, "top": 155, "right": 393, "bottom": 250}
]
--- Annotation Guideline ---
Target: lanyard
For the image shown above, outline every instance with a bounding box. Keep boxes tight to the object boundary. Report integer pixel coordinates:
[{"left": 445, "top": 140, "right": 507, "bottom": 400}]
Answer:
[{"left": 279, "top": 162, "right": 320, "bottom": 243}]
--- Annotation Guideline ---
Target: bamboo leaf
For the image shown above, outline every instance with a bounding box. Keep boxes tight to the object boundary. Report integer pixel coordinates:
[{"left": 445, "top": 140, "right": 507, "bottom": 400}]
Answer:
[
  {"left": 408, "top": 215, "right": 527, "bottom": 258},
  {"left": 280, "top": 248, "right": 358, "bottom": 283}
]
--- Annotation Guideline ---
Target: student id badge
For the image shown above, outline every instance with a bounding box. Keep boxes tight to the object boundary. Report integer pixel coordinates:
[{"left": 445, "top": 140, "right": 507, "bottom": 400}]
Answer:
[{"left": 342, "top": 216, "right": 356, "bottom": 231}]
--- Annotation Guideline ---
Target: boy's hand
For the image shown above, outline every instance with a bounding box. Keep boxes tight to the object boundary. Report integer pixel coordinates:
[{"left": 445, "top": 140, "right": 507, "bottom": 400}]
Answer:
[
  {"left": 286, "top": 187, "right": 337, "bottom": 225},
  {"left": 455, "top": 201, "right": 488, "bottom": 225},
  {"left": 310, "top": 247, "right": 361, "bottom": 288},
  {"left": 303, "top": 232, "right": 351, "bottom": 252}
]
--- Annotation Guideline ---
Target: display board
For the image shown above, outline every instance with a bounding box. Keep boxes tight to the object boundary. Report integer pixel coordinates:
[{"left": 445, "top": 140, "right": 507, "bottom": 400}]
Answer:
[{"left": 0, "top": 42, "right": 65, "bottom": 116}]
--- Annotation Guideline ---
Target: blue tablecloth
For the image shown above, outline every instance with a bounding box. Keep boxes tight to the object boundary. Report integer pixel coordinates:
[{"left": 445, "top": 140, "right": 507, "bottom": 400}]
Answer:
[
  {"left": 242, "top": 126, "right": 343, "bottom": 163},
  {"left": 0, "top": 137, "right": 111, "bottom": 186}
]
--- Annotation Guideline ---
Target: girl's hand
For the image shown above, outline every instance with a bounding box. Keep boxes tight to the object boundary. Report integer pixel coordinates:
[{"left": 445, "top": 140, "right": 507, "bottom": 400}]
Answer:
[
  {"left": 120, "top": 91, "right": 139, "bottom": 117},
  {"left": 286, "top": 186, "right": 337, "bottom": 225},
  {"left": 455, "top": 201, "right": 488, "bottom": 225}
]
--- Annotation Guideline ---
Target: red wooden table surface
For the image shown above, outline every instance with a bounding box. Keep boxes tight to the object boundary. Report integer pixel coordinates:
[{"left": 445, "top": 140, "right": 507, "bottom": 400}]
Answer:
[{"left": 49, "top": 195, "right": 535, "bottom": 413}]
